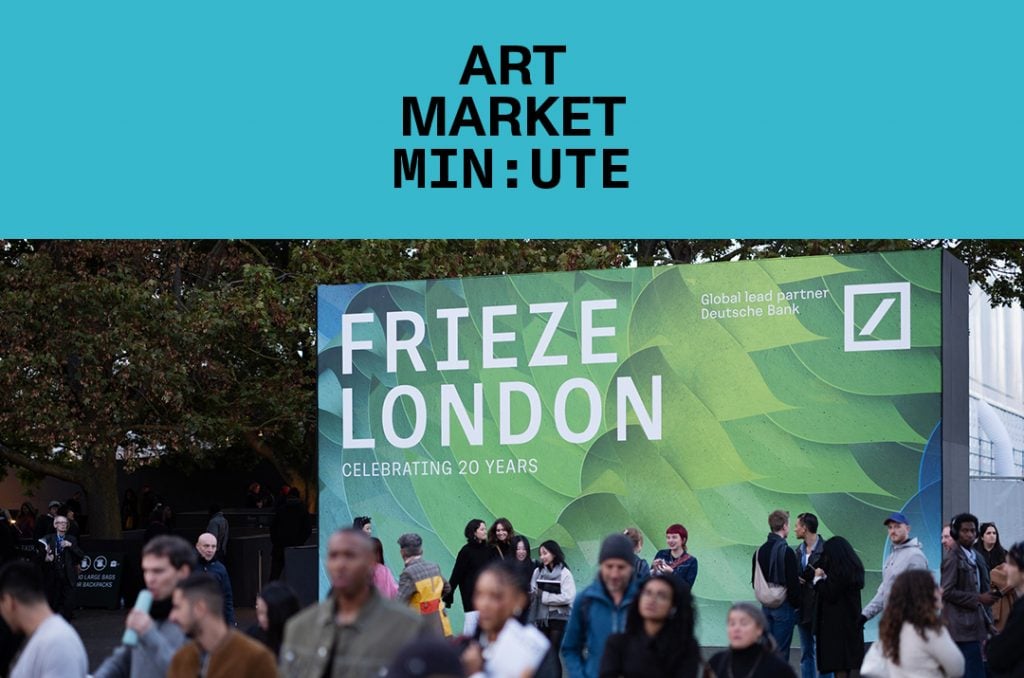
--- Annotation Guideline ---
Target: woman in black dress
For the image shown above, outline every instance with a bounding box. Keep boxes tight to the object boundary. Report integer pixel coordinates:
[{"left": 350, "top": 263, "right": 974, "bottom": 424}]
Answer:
[
  {"left": 443, "top": 518, "right": 492, "bottom": 613},
  {"left": 600, "top": 574, "right": 702, "bottom": 678},
  {"left": 812, "top": 536, "right": 865, "bottom": 677}
]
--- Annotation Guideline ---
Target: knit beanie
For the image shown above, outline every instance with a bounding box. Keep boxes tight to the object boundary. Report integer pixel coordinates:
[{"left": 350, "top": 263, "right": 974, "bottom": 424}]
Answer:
[{"left": 599, "top": 534, "right": 635, "bottom": 564}]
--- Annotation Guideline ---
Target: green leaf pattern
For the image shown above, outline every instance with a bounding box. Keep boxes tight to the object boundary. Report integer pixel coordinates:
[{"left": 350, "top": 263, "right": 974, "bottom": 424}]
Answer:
[{"left": 318, "top": 251, "right": 943, "bottom": 643}]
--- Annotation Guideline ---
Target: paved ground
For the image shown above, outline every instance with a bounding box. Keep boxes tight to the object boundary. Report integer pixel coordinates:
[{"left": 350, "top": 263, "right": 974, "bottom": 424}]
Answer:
[{"left": 73, "top": 606, "right": 257, "bottom": 672}]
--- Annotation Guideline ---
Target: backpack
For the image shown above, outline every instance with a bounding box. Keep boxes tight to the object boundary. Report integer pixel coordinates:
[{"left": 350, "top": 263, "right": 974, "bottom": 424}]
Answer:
[{"left": 753, "top": 541, "right": 788, "bottom": 608}]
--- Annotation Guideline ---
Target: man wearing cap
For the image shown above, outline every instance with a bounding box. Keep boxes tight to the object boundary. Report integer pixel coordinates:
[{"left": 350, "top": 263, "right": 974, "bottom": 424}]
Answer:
[
  {"left": 561, "top": 533, "right": 638, "bottom": 678},
  {"left": 860, "top": 511, "right": 929, "bottom": 624},
  {"left": 396, "top": 533, "right": 452, "bottom": 637},
  {"left": 33, "top": 502, "right": 62, "bottom": 540}
]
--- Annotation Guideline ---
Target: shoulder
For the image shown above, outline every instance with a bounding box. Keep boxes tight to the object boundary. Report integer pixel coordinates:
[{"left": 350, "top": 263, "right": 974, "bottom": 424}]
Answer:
[
  {"left": 169, "top": 640, "right": 201, "bottom": 672},
  {"left": 153, "top": 617, "right": 187, "bottom": 644},
  {"left": 603, "top": 632, "right": 628, "bottom": 652},
  {"left": 284, "top": 600, "right": 329, "bottom": 636},
  {"left": 707, "top": 650, "right": 730, "bottom": 672},
  {"left": 373, "top": 595, "right": 426, "bottom": 624},
  {"left": 760, "top": 650, "right": 797, "bottom": 676},
  {"left": 227, "top": 629, "right": 275, "bottom": 658},
  {"left": 37, "top": 615, "right": 85, "bottom": 652},
  {"left": 578, "top": 579, "right": 606, "bottom": 603}
]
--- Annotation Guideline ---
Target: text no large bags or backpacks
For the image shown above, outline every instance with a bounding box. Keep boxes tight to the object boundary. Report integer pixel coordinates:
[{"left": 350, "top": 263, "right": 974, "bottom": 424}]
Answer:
[{"left": 753, "top": 541, "right": 788, "bottom": 608}]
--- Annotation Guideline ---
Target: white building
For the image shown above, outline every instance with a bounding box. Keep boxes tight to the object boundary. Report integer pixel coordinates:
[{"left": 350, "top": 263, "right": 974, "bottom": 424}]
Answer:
[
  {"left": 968, "top": 282, "right": 1024, "bottom": 544},
  {"left": 969, "top": 283, "right": 1024, "bottom": 476}
]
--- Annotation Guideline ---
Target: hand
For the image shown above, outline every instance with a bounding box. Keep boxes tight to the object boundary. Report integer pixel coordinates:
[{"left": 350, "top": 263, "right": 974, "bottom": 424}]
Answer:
[
  {"left": 461, "top": 641, "right": 484, "bottom": 675},
  {"left": 979, "top": 592, "right": 997, "bottom": 606},
  {"left": 814, "top": 568, "right": 825, "bottom": 579},
  {"left": 126, "top": 609, "right": 153, "bottom": 636}
]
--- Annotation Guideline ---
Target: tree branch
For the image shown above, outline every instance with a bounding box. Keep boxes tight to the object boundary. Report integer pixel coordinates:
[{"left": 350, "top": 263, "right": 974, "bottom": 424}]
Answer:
[
  {"left": 0, "top": 442, "right": 82, "bottom": 484},
  {"left": 237, "top": 240, "right": 271, "bottom": 266}
]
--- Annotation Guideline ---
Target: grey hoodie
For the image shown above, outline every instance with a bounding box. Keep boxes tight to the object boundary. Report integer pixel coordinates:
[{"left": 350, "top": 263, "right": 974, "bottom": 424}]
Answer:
[{"left": 862, "top": 536, "right": 929, "bottom": 620}]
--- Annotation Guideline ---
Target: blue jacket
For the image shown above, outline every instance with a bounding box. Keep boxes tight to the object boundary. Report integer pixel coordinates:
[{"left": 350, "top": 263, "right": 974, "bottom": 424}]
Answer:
[
  {"left": 561, "top": 575, "right": 638, "bottom": 678},
  {"left": 653, "top": 549, "right": 698, "bottom": 588},
  {"left": 196, "top": 556, "right": 236, "bottom": 625}
]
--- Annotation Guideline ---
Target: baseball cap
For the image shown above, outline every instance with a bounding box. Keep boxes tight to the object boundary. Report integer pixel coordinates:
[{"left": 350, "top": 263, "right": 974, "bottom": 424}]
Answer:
[{"left": 883, "top": 512, "right": 909, "bottom": 526}]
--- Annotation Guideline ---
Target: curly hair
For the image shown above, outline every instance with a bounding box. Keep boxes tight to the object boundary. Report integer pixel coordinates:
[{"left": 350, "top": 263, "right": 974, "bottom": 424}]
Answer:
[
  {"left": 487, "top": 518, "right": 516, "bottom": 547},
  {"left": 878, "top": 569, "right": 942, "bottom": 665}
]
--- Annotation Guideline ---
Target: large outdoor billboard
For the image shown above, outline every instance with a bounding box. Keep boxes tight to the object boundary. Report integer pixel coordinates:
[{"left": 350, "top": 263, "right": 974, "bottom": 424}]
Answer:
[{"left": 317, "top": 250, "right": 964, "bottom": 643}]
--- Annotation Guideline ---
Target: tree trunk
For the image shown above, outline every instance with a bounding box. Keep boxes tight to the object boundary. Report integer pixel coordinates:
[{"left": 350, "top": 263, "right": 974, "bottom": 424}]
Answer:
[
  {"left": 244, "top": 432, "right": 318, "bottom": 514},
  {"left": 81, "top": 458, "right": 122, "bottom": 539}
]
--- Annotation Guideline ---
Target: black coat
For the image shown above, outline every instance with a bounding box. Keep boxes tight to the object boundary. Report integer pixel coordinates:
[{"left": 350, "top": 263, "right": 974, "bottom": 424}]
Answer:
[
  {"left": 813, "top": 568, "right": 864, "bottom": 672},
  {"left": 599, "top": 632, "right": 702, "bottom": 678},
  {"left": 444, "top": 540, "right": 492, "bottom": 611},
  {"left": 988, "top": 595, "right": 1024, "bottom": 677},
  {"left": 41, "top": 533, "right": 84, "bottom": 584},
  {"left": 708, "top": 646, "right": 795, "bottom": 678},
  {"left": 795, "top": 538, "right": 825, "bottom": 626}
]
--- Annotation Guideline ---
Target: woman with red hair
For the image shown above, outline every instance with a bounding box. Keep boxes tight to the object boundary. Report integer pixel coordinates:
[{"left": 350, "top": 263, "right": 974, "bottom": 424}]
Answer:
[{"left": 652, "top": 524, "right": 698, "bottom": 589}]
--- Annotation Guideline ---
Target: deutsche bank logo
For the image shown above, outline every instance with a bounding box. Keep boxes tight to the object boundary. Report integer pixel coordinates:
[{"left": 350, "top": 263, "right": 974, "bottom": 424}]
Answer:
[{"left": 843, "top": 282, "right": 911, "bottom": 352}]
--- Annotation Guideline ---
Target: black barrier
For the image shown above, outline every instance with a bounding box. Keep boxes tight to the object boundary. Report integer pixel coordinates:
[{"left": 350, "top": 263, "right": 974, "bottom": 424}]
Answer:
[
  {"left": 283, "top": 545, "right": 318, "bottom": 607},
  {"left": 14, "top": 538, "right": 46, "bottom": 565},
  {"left": 76, "top": 549, "right": 124, "bottom": 609}
]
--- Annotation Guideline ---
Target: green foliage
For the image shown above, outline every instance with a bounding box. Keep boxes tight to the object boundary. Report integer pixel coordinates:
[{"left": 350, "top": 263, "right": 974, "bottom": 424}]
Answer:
[{"left": 0, "top": 239, "right": 625, "bottom": 536}]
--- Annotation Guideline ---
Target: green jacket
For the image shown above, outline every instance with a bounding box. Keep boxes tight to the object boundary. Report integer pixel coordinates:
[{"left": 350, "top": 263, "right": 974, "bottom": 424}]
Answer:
[{"left": 279, "top": 588, "right": 429, "bottom": 678}]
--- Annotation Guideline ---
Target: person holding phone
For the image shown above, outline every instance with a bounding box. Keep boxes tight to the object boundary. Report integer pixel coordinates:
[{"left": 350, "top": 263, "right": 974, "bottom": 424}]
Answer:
[{"left": 652, "top": 524, "right": 697, "bottom": 589}]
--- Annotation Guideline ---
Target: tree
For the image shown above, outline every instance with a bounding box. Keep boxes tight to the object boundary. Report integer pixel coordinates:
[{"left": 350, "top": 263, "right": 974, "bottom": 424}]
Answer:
[
  {"left": 1, "top": 238, "right": 1020, "bottom": 538},
  {"left": 0, "top": 239, "right": 625, "bottom": 538},
  {"left": 623, "top": 239, "right": 1024, "bottom": 305}
]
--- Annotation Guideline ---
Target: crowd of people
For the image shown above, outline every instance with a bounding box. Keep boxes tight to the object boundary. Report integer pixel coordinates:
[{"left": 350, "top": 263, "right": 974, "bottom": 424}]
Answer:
[{"left": 0, "top": 503, "right": 1019, "bottom": 677}]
